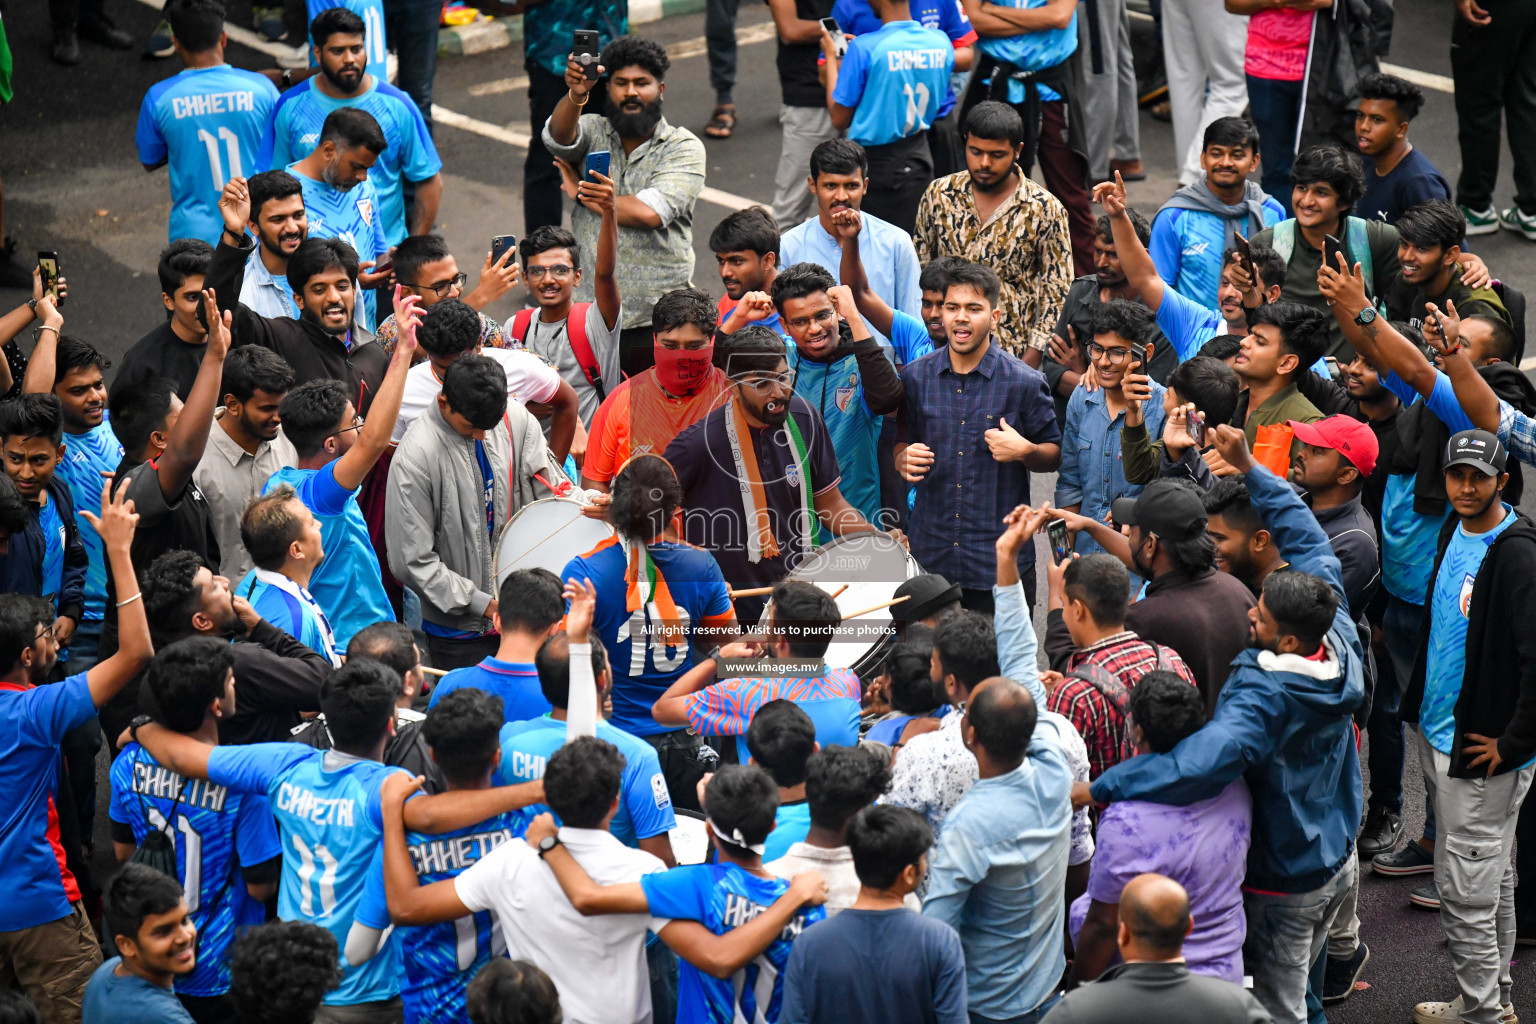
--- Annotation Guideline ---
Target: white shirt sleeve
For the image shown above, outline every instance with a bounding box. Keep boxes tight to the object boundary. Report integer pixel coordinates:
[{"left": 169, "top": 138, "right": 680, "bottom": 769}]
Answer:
[
  {"left": 492, "top": 349, "right": 564, "bottom": 407},
  {"left": 453, "top": 839, "right": 522, "bottom": 912},
  {"left": 632, "top": 187, "right": 676, "bottom": 227}
]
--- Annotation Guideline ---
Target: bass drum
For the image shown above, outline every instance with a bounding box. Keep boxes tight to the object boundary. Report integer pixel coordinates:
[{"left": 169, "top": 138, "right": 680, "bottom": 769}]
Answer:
[
  {"left": 757, "top": 532, "right": 922, "bottom": 683},
  {"left": 494, "top": 498, "right": 615, "bottom": 589}
]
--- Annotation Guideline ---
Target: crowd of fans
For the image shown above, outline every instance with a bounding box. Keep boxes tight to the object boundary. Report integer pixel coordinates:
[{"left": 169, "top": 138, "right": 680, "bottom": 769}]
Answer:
[{"left": 2, "top": 0, "right": 1536, "bottom": 1023}]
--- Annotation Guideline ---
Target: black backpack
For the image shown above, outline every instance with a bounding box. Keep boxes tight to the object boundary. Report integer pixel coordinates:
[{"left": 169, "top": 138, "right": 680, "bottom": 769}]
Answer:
[{"left": 128, "top": 753, "right": 188, "bottom": 880}]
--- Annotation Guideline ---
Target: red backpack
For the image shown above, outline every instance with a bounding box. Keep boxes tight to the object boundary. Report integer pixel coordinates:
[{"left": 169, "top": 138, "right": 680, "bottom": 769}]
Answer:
[
  {"left": 511, "top": 304, "right": 612, "bottom": 403},
  {"left": 1067, "top": 642, "right": 1185, "bottom": 766}
]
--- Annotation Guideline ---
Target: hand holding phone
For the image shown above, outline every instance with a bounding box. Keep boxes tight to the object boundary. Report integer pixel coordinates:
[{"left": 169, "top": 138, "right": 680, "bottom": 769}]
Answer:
[
  {"left": 1232, "top": 231, "right": 1254, "bottom": 282},
  {"left": 573, "top": 30, "right": 601, "bottom": 81},
  {"left": 1324, "top": 234, "right": 1346, "bottom": 273},
  {"left": 37, "top": 252, "right": 61, "bottom": 307},
  {"left": 819, "top": 16, "right": 848, "bottom": 58},
  {"left": 1047, "top": 519, "right": 1072, "bottom": 565},
  {"left": 490, "top": 234, "right": 518, "bottom": 268},
  {"left": 1186, "top": 409, "right": 1206, "bottom": 448},
  {"left": 584, "top": 150, "right": 611, "bottom": 182}
]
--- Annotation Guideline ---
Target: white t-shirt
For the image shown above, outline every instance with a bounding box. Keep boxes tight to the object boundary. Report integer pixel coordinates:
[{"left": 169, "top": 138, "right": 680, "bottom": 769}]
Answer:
[
  {"left": 453, "top": 827, "right": 671, "bottom": 1024},
  {"left": 520, "top": 303, "right": 622, "bottom": 427},
  {"left": 392, "top": 348, "right": 564, "bottom": 443},
  {"left": 767, "top": 842, "right": 921, "bottom": 916}
]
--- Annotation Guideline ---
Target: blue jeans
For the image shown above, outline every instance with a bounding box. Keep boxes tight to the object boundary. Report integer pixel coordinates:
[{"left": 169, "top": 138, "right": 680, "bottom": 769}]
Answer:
[
  {"left": 68, "top": 617, "right": 103, "bottom": 672},
  {"left": 647, "top": 939, "right": 678, "bottom": 1024},
  {"left": 970, "top": 993, "right": 1060, "bottom": 1024},
  {"left": 704, "top": 0, "right": 742, "bottom": 104},
  {"left": 1246, "top": 75, "right": 1304, "bottom": 215},
  {"left": 384, "top": 0, "right": 440, "bottom": 130},
  {"left": 1372, "top": 594, "right": 1437, "bottom": 839},
  {"left": 1244, "top": 856, "right": 1358, "bottom": 1024}
]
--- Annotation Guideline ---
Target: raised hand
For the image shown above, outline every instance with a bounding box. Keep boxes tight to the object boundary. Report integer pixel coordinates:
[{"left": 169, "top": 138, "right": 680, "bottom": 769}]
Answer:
[
  {"left": 1048, "top": 325, "right": 1086, "bottom": 373},
  {"left": 576, "top": 169, "right": 616, "bottom": 217},
  {"left": 1317, "top": 252, "right": 1369, "bottom": 313},
  {"left": 218, "top": 176, "right": 251, "bottom": 237},
  {"left": 1423, "top": 299, "right": 1462, "bottom": 356},
  {"left": 829, "top": 206, "right": 862, "bottom": 240},
  {"left": 202, "top": 289, "right": 232, "bottom": 359},
  {"left": 735, "top": 291, "right": 776, "bottom": 324},
  {"left": 472, "top": 246, "right": 522, "bottom": 306},
  {"left": 391, "top": 285, "right": 424, "bottom": 360},
  {"left": 564, "top": 54, "right": 603, "bottom": 100},
  {"left": 1210, "top": 423, "right": 1255, "bottom": 476},
  {"left": 1090, "top": 171, "right": 1128, "bottom": 216},
  {"left": 563, "top": 576, "right": 597, "bottom": 644},
  {"left": 79, "top": 476, "right": 137, "bottom": 554}
]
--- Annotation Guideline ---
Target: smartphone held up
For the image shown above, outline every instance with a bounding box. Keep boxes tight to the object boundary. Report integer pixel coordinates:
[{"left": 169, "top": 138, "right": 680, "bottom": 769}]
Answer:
[
  {"left": 37, "top": 252, "right": 62, "bottom": 307},
  {"left": 1047, "top": 519, "right": 1072, "bottom": 565}
]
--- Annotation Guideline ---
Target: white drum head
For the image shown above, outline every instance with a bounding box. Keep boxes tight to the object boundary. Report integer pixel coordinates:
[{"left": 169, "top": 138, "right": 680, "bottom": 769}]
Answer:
[
  {"left": 494, "top": 498, "right": 615, "bottom": 589},
  {"left": 769, "top": 533, "right": 922, "bottom": 671}
]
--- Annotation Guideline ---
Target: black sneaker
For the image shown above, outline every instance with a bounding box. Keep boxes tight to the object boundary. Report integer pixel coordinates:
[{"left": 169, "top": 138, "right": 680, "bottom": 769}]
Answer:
[
  {"left": 1358, "top": 807, "right": 1403, "bottom": 859},
  {"left": 1323, "top": 942, "right": 1370, "bottom": 1004},
  {"left": 1373, "top": 839, "right": 1435, "bottom": 876},
  {"left": 79, "top": 14, "right": 134, "bottom": 50},
  {"left": 51, "top": 26, "right": 81, "bottom": 66}
]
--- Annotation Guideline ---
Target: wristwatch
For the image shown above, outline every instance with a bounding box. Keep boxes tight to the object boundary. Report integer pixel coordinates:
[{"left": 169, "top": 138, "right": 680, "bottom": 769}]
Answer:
[
  {"left": 129, "top": 714, "right": 153, "bottom": 744},
  {"left": 536, "top": 835, "right": 563, "bottom": 859},
  {"left": 1353, "top": 307, "right": 1377, "bottom": 327}
]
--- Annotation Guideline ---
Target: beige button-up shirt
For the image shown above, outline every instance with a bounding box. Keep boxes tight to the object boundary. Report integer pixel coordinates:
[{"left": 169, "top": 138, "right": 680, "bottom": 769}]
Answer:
[{"left": 193, "top": 412, "right": 297, "bottom": 583}]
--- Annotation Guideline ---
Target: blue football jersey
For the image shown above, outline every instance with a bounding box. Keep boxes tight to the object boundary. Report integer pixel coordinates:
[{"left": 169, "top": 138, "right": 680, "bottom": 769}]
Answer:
[
  {"left": 494, "top": 717, "right": 676, "bottom": 847},
  {"left": 641, "top": 863, "right": 825, "bottom": 1024},
  {"left": 207, "top": 743, "right": 409, "bottom": 1006},
  {"left": 353, "top": 812, "right": 521, "bottom": 1024},
  {"left": 259, "top": 79, "right": 442, "bottom": 246},
  {"left": 290, "top": 165, "right": 388, "bottom": 332},
  {"left": 307, "top": 0, "right": 389, "bottom": 84},
  {"left": 136, "top": 65, "right": 279, "bottom": 244},
  {"left": 831, "top": 22, "right": 954, "bottom": 148},
  {"left": 57, "top": 417, "right": 123, "bottom": 621},
  {"left": 561, "top": 540, "right": 734, "bottom": 737},
  {"left": 109, "top": 745, "right": 281, "bottom": 997}
]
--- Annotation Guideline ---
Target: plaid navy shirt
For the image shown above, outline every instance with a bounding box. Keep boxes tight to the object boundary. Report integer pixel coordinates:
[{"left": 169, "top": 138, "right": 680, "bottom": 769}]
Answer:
[{"left": 900, "top": 339, "right": 1060, "bottom": 589}]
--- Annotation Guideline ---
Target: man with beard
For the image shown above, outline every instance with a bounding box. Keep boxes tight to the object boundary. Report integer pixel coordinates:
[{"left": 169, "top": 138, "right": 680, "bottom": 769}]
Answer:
[
  {"left": 713, "top": 206, "right": 785, "bottom": 337},
  {"left": 913, "top": 101, "right": 1072, "bottom": 365},
  {"left": 259, "top": 7, "right": 443, "bottom": 247},
  {"left": 545, "top": 34, "right": 706, "bottom": 378},
  {"left": 238, "top": 170, "right": 308, "bottom": 320},
  {"left": 192, "top": 345, "right": 297, "bottom": 582},
  {"left": 204, "top": 174, "right": 391, "bottom": 414},
  {"left": 663, "top": 326, "right": 882, "bottom": 612},
  {"left": 1083, "top": 424, "right": 1365, "bottom": 1024}
]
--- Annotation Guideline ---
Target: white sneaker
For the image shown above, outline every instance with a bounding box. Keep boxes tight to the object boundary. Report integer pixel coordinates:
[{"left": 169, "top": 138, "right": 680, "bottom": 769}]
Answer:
[{"left": 1412, "top": 995, "right": 1518, "bottom": 1024}]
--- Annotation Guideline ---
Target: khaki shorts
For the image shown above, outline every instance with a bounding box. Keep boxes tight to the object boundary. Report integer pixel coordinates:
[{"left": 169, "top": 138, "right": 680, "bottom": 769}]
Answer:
[{"left": 0, "top": 901, "right": 103, "bottom": 1024}]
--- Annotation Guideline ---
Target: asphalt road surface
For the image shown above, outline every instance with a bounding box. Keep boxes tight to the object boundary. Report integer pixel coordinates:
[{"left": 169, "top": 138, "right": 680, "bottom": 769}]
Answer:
[{"left": 3, "top": 0, "right": 1534, "bottom": 1018}]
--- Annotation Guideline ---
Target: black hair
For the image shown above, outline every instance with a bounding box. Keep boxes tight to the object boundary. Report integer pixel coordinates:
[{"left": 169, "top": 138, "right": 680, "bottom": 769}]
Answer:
[
  {"left": 808, "top": 138, "right": 868, "bottom": 181},
  {"left": 227, "top": 921, "right": 342, "bottom": 1024},
  {"left": 346, "top": 622, "right": 419, "bottom": 689},
  {"left": 965, "top": 677, "right": 1037, "bottom": 762},
  {"left": 1196, "top": 334, "right": 1243, "bottom": 361},
  {"left": 702, "top": 764, "right": 779, "bottom": 855},
  {"left": 1094, "top": 208, "right": 1151, "bottom": 247},
  {"left": 0, "top": 475, "right": 27, "bottom": 547},
  {"left": 770, "top": 261, "right": 835, "bottom": 313},
  {"left": 0, "top": 991, "right": 42, "bottom": 1024},
  {"left": 319, "top": 659, "right": 400, "bottom": 752},
  {"left": 721, "top": 325, "right": 789, "bottom": 379},
  {"left": 107, "top": 377, "right": 178, "bottom": 461},
  {"left": 804, "top": 744, "right": 890, "bottom": 832},
  {"left": 287, "top": 237, "right": 360, "bottom": 297},
  {"left": 1291, "top": 144, "right": 1366, "bottom": 214},
  {"left": 846, "top": 804, "right": 932, "bottom": 889},
  {"left": 391, "top": 234, "right": 454, "bottom": 287},
  {"left": 54, "top": 336, "right": 111, "bottom": 386},
  {"left": 1202, "top": 115, "right": 1260, "bottom": 152},
  {"left": 418, "top": 298, "right": 484, "bottom": 359},
  {"left": 600, "top": 34, "right": 670, "bottom": 80},
  {"left": 0, "top": 594, "right": 59, "bottom": 675},
  {"left": 710, "top": 206, "right": 780, "bottom": 259},
  {"left": 247, "top": 169, "right": 304, "bottom": 223},
  {"left": 651, "top": 287, "right": 719, "bottom": 337},
  {"left": 919, "top": 255, "right": 970, "bottom": 295},
  {"left": 309, "top": 5, "right": 365, "bottom": 46},
  {"left": 221, "top": 345, "right": 295, "bottom": 405},
  {"left": 279, "top": 379, "right": 349, "bottom": 460},
  {"left": 106, "top": 862, "right": 184, "bottom": 944},
  {"left": 933, "top": 610, "right": 999, "bottom": 695},
  {"left": 1128, "top": 670, "right": 1206, "bottom": 753},
  {"left": 1166, "top": 355, "right": 1241, "bottom": 427},
  {"left": 745, "top": 700, "right": 817, "bottom": 787},
  {"left": 158, "top": 238, "right": 214, "bottom": 296},
  {"left": 1063, "top": 553, "right": 1130, "bottom": 627},
  {"left": 535, "top": 632, "right": 609, "bottom": 709},
  {"left": 1262, "top": 570, "right": 1340, "bottom": 652},
  {"left": 1090, "top": 298, "right": 1156, "bottom": 350},
  {"left": 0, "top": 393, "right": 63, "bottom": 446},
  {"left": 141, "top": 549, "right": 210, "bottom": 636},
  {"left": 1250, "top": 301, "right": 1332, "bottom": 375},
  {"left": 1357, "top": 71, "right": 1425, "bottom": 121},
  {"left": 465, "top": 959, "right": 563, "bottom": 1024},
  {"left": 319, "top": 107, "right": 386, "bottom": 155},
  {"left": 962, "top": 100, "right": 1024, "bottom": 147},
  {"left": 885, "top": 627, "right": 939, "bottom": 715},
  {"left": 945, "top": 262, "right": 1002, "bottom": 309},
  {"left": 1202, "top": 476, "right": 1263, "bottom": 536},
  {"left": 241, "top": 485, "right": 305, "bottom": 572},
  {"left": 423, "top": 689, "right": 505, "bottom": 785},
  {"left": 519, "top": 225, "right": 583, "bottom": 271},
  {"left": 1163, "top": 530, "right": 1219, "bottom": 574},
  {"left": 146, "top": 636, "right": 235, "bottom": 733},
  {"left": 770, "top": 581, "right": 840, "bottom": 659},
  {"left": 497, "top": 568, "right": 566, "bottom": 634},
  {"left": 1122, "top": 877, "right": 1191, "bottom": 957},
  {"left": 544, "top": 736, "right": 626, "bottom": 828},
  {"left": 1396, "top": 199, "right": 1465, "bottom": 253},
  {"left": 610, "top": 454, "right": 681, "bottom": 543},
  {"left": 1466, "top": 313, "right": 1517, "bottom": 363},
  {"left": 442, "top": 354, "right": 508, "bottom": 430},
  {"left": 1242, "top": 242, "right": 1287, "bottom": 293},
  {"left": 166, "top": 0, "right": 225, "bottom": 53}
]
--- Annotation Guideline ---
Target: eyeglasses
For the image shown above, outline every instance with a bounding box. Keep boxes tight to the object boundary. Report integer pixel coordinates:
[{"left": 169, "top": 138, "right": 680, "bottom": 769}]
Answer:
[
  {"left": 526, "top": 265, "right": 574, "bottom": 281},
  {"left": 1087, "top": 342, "right": 1136, "bottom": 365},
  {"left": 33, "top": 624, "right": 54, "bottom": 644},
  {"left": 408, "top": 273, "right": 468, "bottom": 298},
  {"left": 785, "top": 308, "right": 837, "bottom": 332},
  {"left": 328, "top": 414, "right": 364, "bottom": 439},
  {"left": 737, "top": 371, "right": 796, "bottom": 396}
]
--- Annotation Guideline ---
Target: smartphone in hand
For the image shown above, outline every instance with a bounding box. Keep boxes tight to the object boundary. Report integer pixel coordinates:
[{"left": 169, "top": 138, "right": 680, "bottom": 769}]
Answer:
[
  {"left": 1187, "top": 410, "right": 1206, "bottom": 447},
  {"left": 819, "top": 16, "right": 848, "bottom": 58},
  {"left": 584, "top": 151, "right": 611, "bottom": 182},
  {"left": 491, "top": 234, "right": 518, "bottom": 267},
  {"left": 1047, "top": 519, "right": 1072, "bottom": 565},
  {"left": 37, "top": 251, "right": 61, "bottom": 306},
  {"left": 573, "top": 30, "right": 601, "bottom": 80}
]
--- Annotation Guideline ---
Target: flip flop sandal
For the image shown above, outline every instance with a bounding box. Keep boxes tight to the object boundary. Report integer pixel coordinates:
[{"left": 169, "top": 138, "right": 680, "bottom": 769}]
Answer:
[{"left": 704, "top": 105, "right": 737, "bottom": 138}]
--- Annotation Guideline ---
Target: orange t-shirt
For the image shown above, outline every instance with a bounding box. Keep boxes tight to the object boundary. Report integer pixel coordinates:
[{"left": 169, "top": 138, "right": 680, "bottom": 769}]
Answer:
[{"left": 583, "top": 366, "right": 733, "bottom": 483}]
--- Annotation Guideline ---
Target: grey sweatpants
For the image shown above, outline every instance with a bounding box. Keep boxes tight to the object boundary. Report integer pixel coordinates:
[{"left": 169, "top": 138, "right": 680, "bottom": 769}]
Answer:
[
  {"left": 1079, "top": 0, "right": 1141, "bottom": 179},
  {"left": 773, "top": 105, "right": 841, "bottom": 230}
]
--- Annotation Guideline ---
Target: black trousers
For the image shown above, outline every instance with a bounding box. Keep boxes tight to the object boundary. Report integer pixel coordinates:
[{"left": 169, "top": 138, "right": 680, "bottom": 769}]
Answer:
[
  {"left": 47, "top": 0, "right": 104, "bottom": 28},
  {"left": 959, "top": 564, "right": 1036, "bottom": 619},
  {"left": 620, "top": 325, "right": 658, "bottom": 377},
  {"left": 423, "top": 632, "right": 499, "bottom": 672},
  {"left": 860, "top": 135, "right": 934, "bottom": 236},
  {"left": 1452, "top": 0, "right": 1536, "bottom": 213},
  {"left": 526, "top": 63, "right": 611, "bottom": 233}
]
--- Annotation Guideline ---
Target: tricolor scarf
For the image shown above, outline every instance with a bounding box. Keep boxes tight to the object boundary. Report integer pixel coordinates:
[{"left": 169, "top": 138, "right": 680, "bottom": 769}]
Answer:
[
  {"left": 249, "top": 568, "right": 343, "bottom": 667},
  {"left": 592, "top": 535, "right": 688, "bottom": 648},
  {"left": 723, "top": 397, "right": 813, "bottom": 564}
]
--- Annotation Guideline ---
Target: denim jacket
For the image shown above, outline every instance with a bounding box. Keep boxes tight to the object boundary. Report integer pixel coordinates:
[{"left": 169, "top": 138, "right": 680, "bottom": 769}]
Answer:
[{"left": 1056, "top": 381, "right": 1167, "bottom": 556}]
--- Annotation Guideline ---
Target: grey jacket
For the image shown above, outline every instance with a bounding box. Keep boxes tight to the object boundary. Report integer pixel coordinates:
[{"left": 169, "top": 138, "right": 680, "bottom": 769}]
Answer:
[{"left": 386, "top": 400, "right": 566, "bottom": 632}]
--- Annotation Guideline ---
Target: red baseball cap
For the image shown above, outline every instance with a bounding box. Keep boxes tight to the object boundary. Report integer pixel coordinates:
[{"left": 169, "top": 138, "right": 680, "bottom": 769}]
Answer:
[{"left": 1288, "top": 416, "right": 1379, "bottom": 477}]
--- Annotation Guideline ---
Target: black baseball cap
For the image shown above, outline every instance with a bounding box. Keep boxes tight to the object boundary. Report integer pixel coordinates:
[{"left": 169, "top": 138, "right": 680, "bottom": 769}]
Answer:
[
  {"left": 1444, "top": 429, "right": 1508, "bottom": 477},
  {"left": 894, "top": 574, "right": 962, "bottom": 623},
  {"left": 1110, "top": 479, "right": 1209, "bottom": 542}
]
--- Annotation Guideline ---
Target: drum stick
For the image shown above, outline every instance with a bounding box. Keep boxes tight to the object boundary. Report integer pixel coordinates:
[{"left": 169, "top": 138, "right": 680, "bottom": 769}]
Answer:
[
  {"left": 829, "top": 584, "right": 850, "bottom": 598},
  {"left": 840, "top": 595, "right": 910, "bottom": 619},
  {"left": 728, "top": 585, "right": 776, "bottom": 598},
  {"left": 422, "top": 667, "right": 449, "bottom": 677}
]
